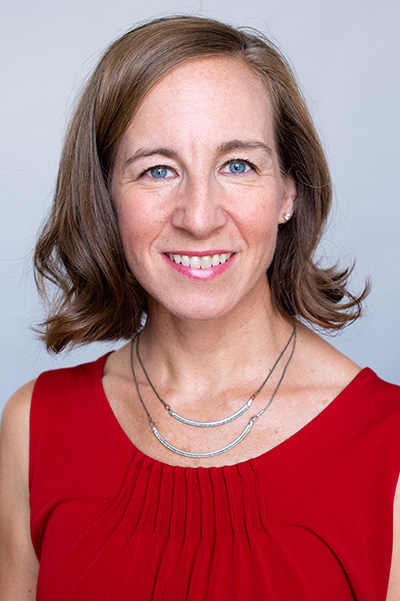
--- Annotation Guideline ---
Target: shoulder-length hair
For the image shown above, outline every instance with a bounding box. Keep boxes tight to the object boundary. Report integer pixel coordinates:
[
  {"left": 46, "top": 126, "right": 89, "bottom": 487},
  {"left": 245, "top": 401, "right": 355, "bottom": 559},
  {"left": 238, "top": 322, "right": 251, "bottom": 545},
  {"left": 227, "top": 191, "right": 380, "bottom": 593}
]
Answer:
[{"left": 34, "top": 15, "right": 368, "bottom": 352}]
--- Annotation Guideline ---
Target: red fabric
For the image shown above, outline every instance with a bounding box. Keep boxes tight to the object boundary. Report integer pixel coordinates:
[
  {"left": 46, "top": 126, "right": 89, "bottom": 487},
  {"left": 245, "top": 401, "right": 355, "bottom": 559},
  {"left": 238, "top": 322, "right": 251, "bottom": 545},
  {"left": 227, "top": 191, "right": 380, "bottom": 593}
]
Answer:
[{"left": 29, "top": 355, "right": 400, "bottom": 600}]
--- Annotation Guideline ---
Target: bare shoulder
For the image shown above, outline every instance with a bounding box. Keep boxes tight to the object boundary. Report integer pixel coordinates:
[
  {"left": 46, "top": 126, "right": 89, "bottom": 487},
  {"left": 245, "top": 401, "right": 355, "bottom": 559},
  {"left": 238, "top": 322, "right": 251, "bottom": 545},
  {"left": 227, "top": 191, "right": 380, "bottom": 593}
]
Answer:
[
  {"left": 0, "top": 381, "right": 39, "bottom": 599},
  {"left": 103, "top": 342, "right": 131, "bottom": 373},
  {"left": 1, "top": 381, "right": 37, "bottom": 488},
  {"left": 1, "top": 380, "right": 36, "bottom": 443},
  {"left": 102, "top": 343, "right": 133, "bottom": 391},
  {"left": 0, "top": 380, "right": 36, "bottom": 517},
  {"left": 294, "top": 324, "right": 362, "bottom": 399}
]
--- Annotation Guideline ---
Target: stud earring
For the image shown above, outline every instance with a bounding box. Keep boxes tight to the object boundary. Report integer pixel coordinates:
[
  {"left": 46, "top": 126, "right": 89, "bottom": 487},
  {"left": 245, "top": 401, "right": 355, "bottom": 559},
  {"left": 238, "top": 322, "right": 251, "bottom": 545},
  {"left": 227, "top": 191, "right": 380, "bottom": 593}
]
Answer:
[{"left": 283, "top": 213, "right": 291, "bottom": 221}]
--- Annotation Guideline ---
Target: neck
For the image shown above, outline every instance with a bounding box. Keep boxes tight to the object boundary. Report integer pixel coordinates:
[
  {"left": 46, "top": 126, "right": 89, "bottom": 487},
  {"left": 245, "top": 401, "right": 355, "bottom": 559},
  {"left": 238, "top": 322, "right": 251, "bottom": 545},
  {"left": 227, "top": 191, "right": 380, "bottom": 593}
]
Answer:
[{"left": 139, "top": 290, "right": 294, "bottom": 398}]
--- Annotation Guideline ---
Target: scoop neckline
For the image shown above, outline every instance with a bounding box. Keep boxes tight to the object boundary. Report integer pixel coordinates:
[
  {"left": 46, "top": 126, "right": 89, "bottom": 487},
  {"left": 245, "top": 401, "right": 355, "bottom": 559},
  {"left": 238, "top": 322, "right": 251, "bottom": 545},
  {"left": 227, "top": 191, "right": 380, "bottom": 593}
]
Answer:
[{"left": 95, "top": 353, "right": 374, "bottom": 471}]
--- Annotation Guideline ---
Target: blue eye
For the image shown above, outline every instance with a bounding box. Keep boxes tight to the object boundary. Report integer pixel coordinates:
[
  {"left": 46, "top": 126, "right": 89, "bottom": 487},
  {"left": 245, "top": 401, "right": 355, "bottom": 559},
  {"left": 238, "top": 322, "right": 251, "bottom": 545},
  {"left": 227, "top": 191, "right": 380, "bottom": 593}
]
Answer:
[
  {"left": 149, "top": 166, "right": 169, "bottom": 178},
  {"left": 228, "top": 161, "right": 247, "bottom": 174}
]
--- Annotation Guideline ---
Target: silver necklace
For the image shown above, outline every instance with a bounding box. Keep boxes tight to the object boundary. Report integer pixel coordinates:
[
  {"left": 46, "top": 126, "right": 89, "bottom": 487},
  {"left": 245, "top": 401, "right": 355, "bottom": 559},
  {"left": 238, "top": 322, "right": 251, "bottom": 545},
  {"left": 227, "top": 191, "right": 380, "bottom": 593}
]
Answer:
[
  {"left": 130, "top": 325, "right": 296, "bottom": 458},
  {"left": 136, "top": 328, "right": 295, "bottom": 428}
]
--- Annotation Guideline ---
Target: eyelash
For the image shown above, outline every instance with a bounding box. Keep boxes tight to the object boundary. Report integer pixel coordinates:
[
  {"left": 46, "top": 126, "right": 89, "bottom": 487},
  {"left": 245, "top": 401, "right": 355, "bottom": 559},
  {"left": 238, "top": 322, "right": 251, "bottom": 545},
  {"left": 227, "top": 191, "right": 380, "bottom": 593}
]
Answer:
[
  {"left": 140, "top": 165, "right": 175, "bottom": 179},
  {"left": 140, "top": 158, "right": 258, "bottom": 179},
  {"left": 222, "top": 158, "right": 257, "bottom": 174}
]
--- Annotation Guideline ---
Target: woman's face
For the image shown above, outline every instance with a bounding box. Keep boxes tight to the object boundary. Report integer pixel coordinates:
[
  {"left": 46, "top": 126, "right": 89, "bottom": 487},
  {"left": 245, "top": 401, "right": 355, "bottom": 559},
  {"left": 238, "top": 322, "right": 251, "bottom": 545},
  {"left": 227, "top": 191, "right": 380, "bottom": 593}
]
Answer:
[{"left": 111, "top": 57, "right": 296, "bottom": 322}]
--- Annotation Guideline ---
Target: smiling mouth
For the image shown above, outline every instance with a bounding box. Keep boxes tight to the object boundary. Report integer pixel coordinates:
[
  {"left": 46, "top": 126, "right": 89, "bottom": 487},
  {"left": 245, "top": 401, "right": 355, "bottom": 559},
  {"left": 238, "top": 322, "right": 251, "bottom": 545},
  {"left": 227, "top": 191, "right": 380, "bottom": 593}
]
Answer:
[{"left": 165, "top": 252, "right": 234, "bottom": 269}]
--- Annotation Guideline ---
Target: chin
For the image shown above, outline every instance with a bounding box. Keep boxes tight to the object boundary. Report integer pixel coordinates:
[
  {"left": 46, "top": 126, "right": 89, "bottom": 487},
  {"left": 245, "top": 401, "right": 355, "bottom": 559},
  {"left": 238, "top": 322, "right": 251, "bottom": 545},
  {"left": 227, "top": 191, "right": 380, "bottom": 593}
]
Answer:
[
  {"left": 149, "top": 294, "right": 238, "bottom": 323},
  {"left": 174, "top": 305, "right": 232, "bottom": 323}
]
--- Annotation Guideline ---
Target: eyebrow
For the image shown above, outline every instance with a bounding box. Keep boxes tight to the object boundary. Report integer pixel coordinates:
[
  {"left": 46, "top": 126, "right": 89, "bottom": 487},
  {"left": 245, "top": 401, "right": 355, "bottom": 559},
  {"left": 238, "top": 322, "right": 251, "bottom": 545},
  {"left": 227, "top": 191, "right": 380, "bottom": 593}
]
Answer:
[
  {"left": 216, "top": 139, "right": 272, "bottom": 156},
  {"left": 123, "top": 139, "right": 272, "bottom": 170},
  {"left": 123, "top": 147, "right": 179, "bottom": 169}
]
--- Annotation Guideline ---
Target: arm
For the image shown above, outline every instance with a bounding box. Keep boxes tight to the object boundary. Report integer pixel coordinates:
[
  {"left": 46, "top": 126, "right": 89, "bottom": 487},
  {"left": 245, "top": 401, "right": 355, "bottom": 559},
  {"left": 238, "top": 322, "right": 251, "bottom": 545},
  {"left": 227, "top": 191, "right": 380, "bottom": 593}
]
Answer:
[
  {"left": 0, "top": 382, "right": 39, "bottom": 600},
  {"left": 386, "top": 475, "right": 400, "bottom": 600}
]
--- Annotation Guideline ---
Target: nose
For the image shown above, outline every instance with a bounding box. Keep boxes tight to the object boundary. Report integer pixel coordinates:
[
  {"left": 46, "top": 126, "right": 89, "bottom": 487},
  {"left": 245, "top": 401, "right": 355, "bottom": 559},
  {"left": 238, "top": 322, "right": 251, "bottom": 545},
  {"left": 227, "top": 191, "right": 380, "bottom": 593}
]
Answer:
[{"left": 170, "top": 177, "right": 227, "bottom": 238}]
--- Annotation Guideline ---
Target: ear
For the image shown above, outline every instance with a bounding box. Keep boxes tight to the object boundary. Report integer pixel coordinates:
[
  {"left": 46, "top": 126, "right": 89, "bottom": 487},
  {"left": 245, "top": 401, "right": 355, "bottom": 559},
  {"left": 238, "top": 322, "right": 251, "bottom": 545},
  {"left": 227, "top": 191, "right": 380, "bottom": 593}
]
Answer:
[{"left": 278, "top": 175, "right": 297, "bottom": 224}]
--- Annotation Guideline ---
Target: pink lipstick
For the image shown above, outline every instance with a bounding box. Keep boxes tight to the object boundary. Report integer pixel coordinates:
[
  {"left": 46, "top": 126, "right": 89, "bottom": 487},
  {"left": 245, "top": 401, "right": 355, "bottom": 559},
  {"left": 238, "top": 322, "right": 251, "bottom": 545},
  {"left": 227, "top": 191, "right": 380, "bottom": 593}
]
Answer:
[{"left": 163, "top": 252, "right": 235, "bottom": 280}]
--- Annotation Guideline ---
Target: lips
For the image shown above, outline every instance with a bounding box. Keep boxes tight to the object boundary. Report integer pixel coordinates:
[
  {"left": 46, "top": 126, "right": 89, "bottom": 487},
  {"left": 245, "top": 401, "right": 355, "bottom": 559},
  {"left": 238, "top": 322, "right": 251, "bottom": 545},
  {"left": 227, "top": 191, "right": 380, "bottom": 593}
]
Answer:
[{"left": 165, "top": 252, "right": 234, "bottom": 269}]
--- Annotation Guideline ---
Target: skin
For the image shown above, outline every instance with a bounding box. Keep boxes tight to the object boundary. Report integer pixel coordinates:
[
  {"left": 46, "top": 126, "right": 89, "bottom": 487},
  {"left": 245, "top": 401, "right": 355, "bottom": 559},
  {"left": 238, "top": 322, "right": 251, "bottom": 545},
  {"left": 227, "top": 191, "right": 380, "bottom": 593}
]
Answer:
[
  {"left": 0, "top": 56, "right": 398, "bottom": 598},
  {"left": 0, "top": 381, "right": 38, "bottom": 599},
  {"left": 111, "top": 57, "right": 296, "bottom": 324}
]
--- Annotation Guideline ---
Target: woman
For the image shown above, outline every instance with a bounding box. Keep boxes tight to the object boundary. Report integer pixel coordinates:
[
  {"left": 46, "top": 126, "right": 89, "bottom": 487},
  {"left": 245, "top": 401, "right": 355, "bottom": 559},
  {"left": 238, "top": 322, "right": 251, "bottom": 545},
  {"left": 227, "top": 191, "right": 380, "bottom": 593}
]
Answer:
[{"left": 0, "top": 15, "right": 399, "bottom": 601}]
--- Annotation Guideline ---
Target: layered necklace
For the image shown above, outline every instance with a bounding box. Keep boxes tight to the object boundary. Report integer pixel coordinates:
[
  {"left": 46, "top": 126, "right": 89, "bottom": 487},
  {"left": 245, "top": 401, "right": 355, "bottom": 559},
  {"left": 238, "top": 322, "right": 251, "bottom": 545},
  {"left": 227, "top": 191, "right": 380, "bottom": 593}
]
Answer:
[{"left": 130, "top": 325, "right": 296, "bottom": 458}]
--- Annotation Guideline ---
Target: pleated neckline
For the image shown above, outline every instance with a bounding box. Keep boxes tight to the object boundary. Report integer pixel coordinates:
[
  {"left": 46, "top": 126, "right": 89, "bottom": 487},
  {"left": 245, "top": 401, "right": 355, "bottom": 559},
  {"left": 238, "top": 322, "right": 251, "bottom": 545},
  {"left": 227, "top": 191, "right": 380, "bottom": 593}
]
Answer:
[{"left": 95, "top": 353, "right": 374, "bottom": 472}]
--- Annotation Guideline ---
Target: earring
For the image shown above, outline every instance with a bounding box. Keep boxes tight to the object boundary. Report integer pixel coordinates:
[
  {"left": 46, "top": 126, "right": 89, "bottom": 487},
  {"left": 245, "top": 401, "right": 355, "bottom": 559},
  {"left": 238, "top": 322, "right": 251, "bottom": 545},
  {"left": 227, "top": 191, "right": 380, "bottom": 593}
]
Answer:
[{"left": 283, "top": 213, "right": 291, "bottom": 221}]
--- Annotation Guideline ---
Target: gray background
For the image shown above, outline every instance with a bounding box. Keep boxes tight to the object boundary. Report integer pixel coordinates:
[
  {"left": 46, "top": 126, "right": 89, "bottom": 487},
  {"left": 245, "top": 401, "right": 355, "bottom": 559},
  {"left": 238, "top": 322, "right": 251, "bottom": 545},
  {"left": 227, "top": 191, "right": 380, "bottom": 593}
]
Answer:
[{"left": 1, "top": 0, "right": 399, "bottom": 414}]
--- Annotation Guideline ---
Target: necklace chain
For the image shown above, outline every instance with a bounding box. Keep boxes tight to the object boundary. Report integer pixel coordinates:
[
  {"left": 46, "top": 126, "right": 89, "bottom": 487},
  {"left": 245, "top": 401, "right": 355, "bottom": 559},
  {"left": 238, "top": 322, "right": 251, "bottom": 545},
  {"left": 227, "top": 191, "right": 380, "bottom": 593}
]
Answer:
[
  {"left": 130, "top": 325, "right": 297, "bottom": 458},
  {"left": 136, "top": 328, "right": 295, "bottom": 427}
]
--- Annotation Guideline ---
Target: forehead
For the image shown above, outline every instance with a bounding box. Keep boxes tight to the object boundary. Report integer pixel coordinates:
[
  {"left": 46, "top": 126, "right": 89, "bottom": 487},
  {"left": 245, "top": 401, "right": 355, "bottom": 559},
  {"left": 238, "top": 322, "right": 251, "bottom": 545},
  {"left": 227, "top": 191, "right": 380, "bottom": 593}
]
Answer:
[
  {"left": 125, "top": 56, "right": 273, "bottom": 142},
  {"left": 148, "top": 56, "right": 267, "bottom": 98}
]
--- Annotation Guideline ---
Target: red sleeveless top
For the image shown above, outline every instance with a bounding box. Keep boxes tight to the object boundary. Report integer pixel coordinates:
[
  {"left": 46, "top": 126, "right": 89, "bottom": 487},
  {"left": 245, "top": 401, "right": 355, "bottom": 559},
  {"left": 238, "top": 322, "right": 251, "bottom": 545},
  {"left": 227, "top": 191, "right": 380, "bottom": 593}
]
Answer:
[{"left": 29, "top": 355, "right": 400, "bottom": 600}]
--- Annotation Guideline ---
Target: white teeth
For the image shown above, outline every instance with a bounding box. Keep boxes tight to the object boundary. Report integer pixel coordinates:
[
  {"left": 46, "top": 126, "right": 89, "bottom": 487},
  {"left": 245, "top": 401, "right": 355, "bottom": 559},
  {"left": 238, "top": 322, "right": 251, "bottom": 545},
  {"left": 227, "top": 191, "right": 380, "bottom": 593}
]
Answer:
[
  {"left": 190, "top": 256, "right": 201, "bottom": 269},
  {"left": 200, "top": 256, "right": 212, "bottom": 269},
  {"left": 168, "top": 253, "right": 233, "bottom": 267}
]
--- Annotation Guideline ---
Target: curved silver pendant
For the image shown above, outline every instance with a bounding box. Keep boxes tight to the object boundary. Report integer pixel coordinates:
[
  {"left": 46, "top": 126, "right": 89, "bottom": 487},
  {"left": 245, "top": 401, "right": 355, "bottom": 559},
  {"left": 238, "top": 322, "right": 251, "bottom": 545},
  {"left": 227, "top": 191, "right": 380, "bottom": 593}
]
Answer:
[
  {"left": 151, "top": 419, "right": 255, "bottom": 458},
  {"left": 167, "top": 396, "right": 253, "bottom": 427}
]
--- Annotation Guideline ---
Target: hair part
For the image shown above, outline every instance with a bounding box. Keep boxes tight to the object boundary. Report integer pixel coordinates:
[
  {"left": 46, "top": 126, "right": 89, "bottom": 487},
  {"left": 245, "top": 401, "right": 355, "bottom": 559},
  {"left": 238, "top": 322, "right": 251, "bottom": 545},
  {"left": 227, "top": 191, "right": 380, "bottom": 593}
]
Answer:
[{"left": 34, "top": 15, "right": 369, "bottom": 353}]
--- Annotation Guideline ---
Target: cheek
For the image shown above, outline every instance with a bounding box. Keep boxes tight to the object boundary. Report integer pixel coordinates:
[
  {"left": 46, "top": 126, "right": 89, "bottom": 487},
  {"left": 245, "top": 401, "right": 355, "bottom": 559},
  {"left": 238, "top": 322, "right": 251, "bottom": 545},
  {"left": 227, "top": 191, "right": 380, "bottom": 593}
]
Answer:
[
  {"left": 255, "top": 221, "right": 280, "bottom": 260},
  {"left": 115, "top": 205, "right": 146, "bottom": 269},
  {"left": 238, "top": 204, "right": 281, "bottom": 270},
  {"left": 237, "top": 197, "right": 280, "bottom": 241},
  {"left": 116, "top": 200, "right": 160, "bottom": 255}
]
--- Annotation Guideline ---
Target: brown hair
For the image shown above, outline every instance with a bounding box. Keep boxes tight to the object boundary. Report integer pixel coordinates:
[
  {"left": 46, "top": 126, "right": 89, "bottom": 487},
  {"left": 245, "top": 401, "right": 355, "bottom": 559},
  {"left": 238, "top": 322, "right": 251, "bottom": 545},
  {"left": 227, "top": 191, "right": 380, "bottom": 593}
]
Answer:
[{"left": 34, "top": 15, "right": 368, "bottom": 352}]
